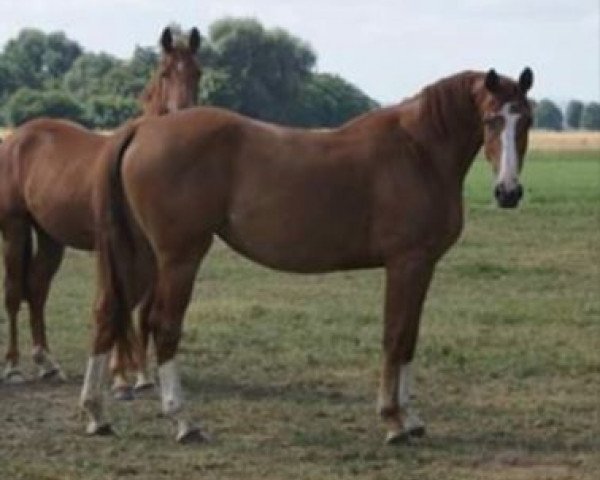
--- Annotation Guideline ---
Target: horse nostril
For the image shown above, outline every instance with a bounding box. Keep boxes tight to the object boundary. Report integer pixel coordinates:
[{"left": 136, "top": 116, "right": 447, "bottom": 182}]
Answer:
[
  {"left": 515, "top": 184, "right": 524, "bottom": 200},
  {"left": 494, "top": 184, "right": 503, "bottom": 199}
]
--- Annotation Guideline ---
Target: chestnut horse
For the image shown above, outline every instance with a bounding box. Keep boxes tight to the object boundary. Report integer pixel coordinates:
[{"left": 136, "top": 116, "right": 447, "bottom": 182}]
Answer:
[
  {"left": 82, "top": 68, "right": 534, "bottom": 443},
  {"left": 0, "top": 26, "right": 201, "bottom": 388}
]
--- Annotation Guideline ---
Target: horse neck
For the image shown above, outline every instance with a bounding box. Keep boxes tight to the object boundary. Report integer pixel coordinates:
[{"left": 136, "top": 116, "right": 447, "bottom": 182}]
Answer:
[
  {"left": 402, "top": 73, "right": 484, "bottom": 189},
  {"left": 140, "top": 76, "right": 165, "bottom": 116}
]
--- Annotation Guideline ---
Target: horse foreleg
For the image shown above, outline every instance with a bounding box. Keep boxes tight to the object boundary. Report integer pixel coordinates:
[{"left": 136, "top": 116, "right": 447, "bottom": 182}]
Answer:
[
  {"left": 2, "top": 221, "right": 29, "bottom": 383},
  {"left": 152, "top": 241, "right": 210, "bottom": 443},
  {"left": 378, "top": 252, "right": 435, "bottom": 444},
  {"left": 27, "top": 228, "right": 66, "bottom": 380}
]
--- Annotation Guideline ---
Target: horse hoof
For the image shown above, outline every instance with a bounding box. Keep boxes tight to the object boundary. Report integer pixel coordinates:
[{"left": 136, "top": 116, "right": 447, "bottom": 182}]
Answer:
[
  {"left": 4, "top": 369, "right": 25, "bottom": 384},
  {"left": 176, "top": 427, "right": 211, "bottom": 445},
  {"left": 113, "top": 386, "right": 134, "bottom": 401},
  {"left": 39, "top": 367, "right": 66, "bottom": 382},
  {"left": 385, "top": 429, "right": 411, "bottom": 445},
  {"left": 407, "top": 424, "right": 426, "bottom": 438},
  {"left": 133, "top": 381, "right": 155, "bottom": 394},
  {"left": 86, "top": 422, "right": 115, "bottom": 436}
]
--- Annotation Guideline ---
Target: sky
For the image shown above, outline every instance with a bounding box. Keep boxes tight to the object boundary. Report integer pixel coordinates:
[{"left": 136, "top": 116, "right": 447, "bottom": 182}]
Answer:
[{"left": 0, "top": 0, "right": 598, "bottom": 105}]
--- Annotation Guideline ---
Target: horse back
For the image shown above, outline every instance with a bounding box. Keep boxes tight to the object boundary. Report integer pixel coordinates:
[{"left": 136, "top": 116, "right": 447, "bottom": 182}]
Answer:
[{"left": 0, "top": 118, "right": 106, "bottom": 249}]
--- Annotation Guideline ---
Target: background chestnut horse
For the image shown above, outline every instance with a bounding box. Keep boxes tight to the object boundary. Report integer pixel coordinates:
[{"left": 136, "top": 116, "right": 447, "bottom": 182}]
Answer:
[
  {"left": 83, "top": 68, "right": 533, "bottom": 443},
  {"left": 0, "top": 26, "right": 201, "bottom": 389}
]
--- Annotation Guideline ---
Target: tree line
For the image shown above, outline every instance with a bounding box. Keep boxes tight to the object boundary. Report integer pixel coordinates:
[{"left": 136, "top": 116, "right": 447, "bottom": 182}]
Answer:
[
  {"left": 1, "top": 19, "right": 598, "bottom": 131},
  {"left": 534, "top": 99, "right": 600, "bottom": 131},
  {"left": 0, "top": 19, "right": 378, "bottom": 129}
]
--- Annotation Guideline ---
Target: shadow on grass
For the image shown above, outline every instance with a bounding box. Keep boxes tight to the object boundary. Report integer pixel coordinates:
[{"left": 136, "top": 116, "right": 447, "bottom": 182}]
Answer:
[{"left": 185, "top": 374, "right": 367, "bottom": 406}]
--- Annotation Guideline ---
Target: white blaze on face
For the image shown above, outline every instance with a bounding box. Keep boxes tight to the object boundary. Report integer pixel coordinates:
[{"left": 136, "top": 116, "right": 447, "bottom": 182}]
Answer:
[{"left": 497, "top": 102, "right": 522, "bottom": 191}]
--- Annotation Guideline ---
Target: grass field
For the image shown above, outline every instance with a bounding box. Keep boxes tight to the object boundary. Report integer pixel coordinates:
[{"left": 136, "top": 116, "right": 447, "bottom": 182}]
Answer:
[{"left": 0, "top": 149, "right": 599, "bottom": 480}]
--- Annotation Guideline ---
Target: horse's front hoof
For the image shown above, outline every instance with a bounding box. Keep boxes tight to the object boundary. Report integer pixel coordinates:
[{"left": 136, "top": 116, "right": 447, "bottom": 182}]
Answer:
[
  {"left": 385, "top": 429, "right": 411, "bottom": 445},
  {"left": 39, "top": 367, "right": 67, "bottom": 382},
  {"left": 86, "top": 421, "right": 115, "bottom": 436},
  {"left": 176, "top": 426, "right": 211, "bottom": 445},
  {"left": 112, "top": 385, "right": 134, "bottom": 401},
  {"left": 4, "top": 368, "right": 25, "bottom": 384},
  {"left": 133, "top": 380, "right": 155, "bottom": 394}
]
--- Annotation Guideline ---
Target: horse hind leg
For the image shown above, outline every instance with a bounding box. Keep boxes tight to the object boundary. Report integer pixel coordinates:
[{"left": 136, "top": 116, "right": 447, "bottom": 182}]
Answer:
[
  {"left": 2, "top": 219, "right": 30, "bottom": 383},
  {"left": 26, "top": 227, "right": 66, "bottom": 380},
  {"left": 151, "top": 238, "right": 211, "bottom": 443},
  {"left": 133, "top": 287, "right": 156, "bottom": 392},
  {"left": 110, "top": 271, "right": 156, "bottom": 399}
]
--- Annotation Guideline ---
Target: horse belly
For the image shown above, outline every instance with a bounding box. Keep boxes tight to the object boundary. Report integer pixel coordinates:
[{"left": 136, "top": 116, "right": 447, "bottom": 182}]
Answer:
[
  {"left": 220, "top": 190, "right": 376, "bottom": 273},
  {"left": 25, "top": 173, "right": 95, "bottom": 250}
]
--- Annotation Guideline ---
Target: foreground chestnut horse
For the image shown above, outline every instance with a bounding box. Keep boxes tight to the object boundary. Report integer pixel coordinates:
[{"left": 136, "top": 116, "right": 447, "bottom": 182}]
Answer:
[
  {"left": 0, "top": 26, "right": 201, "bottom": 385},
  {"left": 82, "top": 68, "right": 534, "bottom": 443}
]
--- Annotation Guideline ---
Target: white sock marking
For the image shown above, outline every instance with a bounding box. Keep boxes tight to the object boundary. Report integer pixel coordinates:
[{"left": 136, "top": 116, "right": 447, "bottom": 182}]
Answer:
[
  {"left": 158, "top": 359, "right": 183, "bottom": 416},
  {"left": 80, "top": 354, "right": 108, "bottom": 403},
  {"left": 397, "top": 362, "right": 412, "bottom": 407},
  {"left": 397, "top": 362, "right": 425, "bottom": 432}
]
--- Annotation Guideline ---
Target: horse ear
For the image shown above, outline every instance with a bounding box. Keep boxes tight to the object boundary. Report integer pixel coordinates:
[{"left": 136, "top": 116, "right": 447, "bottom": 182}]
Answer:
[
  {"left": 160, "top": 27, "right": 174, "bottom": 53},
  {"left": 484, "top": 69, "right": 499, "bottom": 93},
  {"left": 518, "top": 67, "right": 533, "bottom": 94},
  {"left": 189, "top": 27, "right": 201, "bottom": 53}
]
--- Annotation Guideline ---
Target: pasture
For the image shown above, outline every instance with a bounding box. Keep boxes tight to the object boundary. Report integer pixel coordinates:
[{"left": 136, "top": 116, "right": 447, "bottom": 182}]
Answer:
[{"left": 0, "top": 148, "right": 599, "bottom": 479}]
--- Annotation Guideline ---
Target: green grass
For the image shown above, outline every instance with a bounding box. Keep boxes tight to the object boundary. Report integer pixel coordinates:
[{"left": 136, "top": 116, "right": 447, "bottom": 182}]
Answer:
[{"left": 1, "top": 151, "right": 599, "bottom": 480}]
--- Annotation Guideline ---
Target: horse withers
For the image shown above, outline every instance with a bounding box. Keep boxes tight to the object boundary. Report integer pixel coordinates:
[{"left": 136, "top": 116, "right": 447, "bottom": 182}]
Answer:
[
  {"left": 82, "top": 68, "right": 534, "bottom": 443},
  {"left": 0, "top": 26, "right": 201, "bottom": 388}
]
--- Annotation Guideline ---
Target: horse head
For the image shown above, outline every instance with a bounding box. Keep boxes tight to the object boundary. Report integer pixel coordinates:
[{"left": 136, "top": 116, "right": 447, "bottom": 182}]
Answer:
[
  {"left": 477, "top": 67, "right": 534, "bottom": 208},
  {"left": 142, "top": 26, "right": 202, "bottom": 115}
]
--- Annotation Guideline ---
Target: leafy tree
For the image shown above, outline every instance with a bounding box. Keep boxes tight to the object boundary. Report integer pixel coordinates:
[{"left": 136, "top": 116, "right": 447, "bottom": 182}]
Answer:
[
  {"left": 129, "top": 46, "right": 159, "bottom": 79},
  {"left": 565, "top": 100, "right": 584, "bottom": 130},
  {"left": 44, "top": 32, "right": 84, "bottom": 78},
  {"left": 0, "top": 58, "right": 18, "bottom": 101},
  {"left": 291, "top": 73, "right": 378, "bottom": 127},
  {"left": 205, "top": 18, "right": 316, "bottom": 122},
  {"left": 534, "top": 99, "right": 563, "bottom": 131},
  {"left": 6, "top": 88, "right": 88, "bottom": 126},
  {"left": 0, "top": 21, "right": 378, "bottom": 130},
  {"left": 63, "top": 52, "right": 123, "bottom": 99},
  {"left": 1, "top": 29, "right": 82, "bottom": 92},
  {"left": 580, "top": 102, "right": 600, "bottom": 131},
  {"left": 200, "top": 68, "right": 239, "bottom": 108},
  {"left": 85, "top": 95, "right": 140, "bottom": 129}
]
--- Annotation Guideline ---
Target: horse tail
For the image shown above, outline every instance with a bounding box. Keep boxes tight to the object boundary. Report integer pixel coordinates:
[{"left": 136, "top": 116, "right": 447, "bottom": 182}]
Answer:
[{"left": 97, "top": 122, "right": 139, "bottom": 360}]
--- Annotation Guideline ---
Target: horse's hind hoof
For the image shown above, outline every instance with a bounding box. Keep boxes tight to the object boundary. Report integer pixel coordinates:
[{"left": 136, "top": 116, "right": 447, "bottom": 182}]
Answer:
[
  {"left": 86, "top": 422, "right": 115, "bottom": 436},
  {"left": 176, "top": 427, "right": 211, "bottom": 445},
  {"left": 39, "top": 367, "right": 67, "bottom": 382},
  {"left": 4, "top": 369, "right": 25, "bottom": 384},
  {"left": 407, "top": 424, "right": 426, "bottom": 438},
  {"left": 113, "top": 385, "right": 134, "bottom": 401}
]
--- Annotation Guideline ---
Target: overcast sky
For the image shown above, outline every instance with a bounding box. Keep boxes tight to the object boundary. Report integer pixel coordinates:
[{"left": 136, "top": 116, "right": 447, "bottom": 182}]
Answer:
[{"left": 0, "top": 0, "right": 598, "bottom": 104}]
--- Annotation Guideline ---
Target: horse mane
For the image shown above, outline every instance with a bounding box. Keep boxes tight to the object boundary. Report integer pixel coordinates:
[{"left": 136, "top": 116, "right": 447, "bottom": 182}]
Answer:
[
  {"left": 336, "top": 71, "right": 482, "bottom": 136},
  {"left": 409, "top": 71, "right": 482, "bottom": 137}
]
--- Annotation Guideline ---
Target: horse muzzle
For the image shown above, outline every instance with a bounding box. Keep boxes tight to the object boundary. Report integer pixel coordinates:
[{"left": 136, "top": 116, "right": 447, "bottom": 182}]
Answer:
[{"left": 494, "top": 183, "right": 523, "bottom": 209}]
